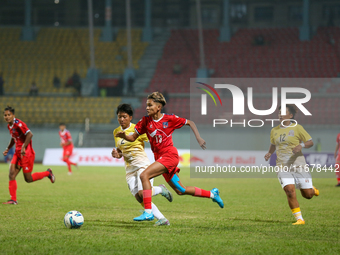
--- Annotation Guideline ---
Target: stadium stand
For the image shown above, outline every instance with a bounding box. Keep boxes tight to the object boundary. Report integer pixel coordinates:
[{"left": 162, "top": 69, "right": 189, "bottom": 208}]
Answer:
[
  {"left": 146, "top": 27, "right": 340, "bottom": 94},
  {"left": 0, "top": 27, "right": 147, "bottom": 95},
  {"left": 0, "top": 96, "right": 121, "bottom": 124}
]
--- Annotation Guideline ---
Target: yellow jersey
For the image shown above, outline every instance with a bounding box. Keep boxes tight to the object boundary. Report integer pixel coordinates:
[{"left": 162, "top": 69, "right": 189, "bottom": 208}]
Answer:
[
  {"left": 113, "top": 123, "right": 150, "bottom": 174},
  {"left": 270, "top": 123, "right": 312, "bottom": 168}
]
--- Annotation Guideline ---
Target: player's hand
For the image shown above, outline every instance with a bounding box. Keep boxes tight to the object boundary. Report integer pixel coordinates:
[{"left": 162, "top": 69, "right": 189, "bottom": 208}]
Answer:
[
  {"left": 60, "top": 142, "right": 64, "bottom": 147},
  {"left": 292, "top": 145, "right": 302, "bottom": 154},
  {"left": 21, "top": 147, "right": 26, "bottom": 158},
  {"left": 111, "top": 148, "right": 120, "bottom": 158},
  {"left": 197, "top": 137, "right": 206, "bottom": 150},
  {"left": 115, "top": 131, "right": 126, "bottom": 139},
  {"left": 264, "top": 153, "right": 272, "bottom": 161},
  {"left": 3, "top": 148, "right": 9, "bottom": 156},
  {"left": 335, "top": 152, "right": 338, "bottom": 159}
]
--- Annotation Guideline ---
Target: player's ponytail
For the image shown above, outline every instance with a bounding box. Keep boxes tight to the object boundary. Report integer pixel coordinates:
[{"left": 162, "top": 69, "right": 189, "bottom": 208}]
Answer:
[{"left": 4, "top": 105, "right": 15, "bottom": 114}]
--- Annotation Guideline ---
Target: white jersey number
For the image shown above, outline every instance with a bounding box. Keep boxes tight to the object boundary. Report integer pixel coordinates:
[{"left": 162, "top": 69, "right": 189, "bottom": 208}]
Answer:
[{"left": 155, "top": 135, "right": 162, "bottom": 144}]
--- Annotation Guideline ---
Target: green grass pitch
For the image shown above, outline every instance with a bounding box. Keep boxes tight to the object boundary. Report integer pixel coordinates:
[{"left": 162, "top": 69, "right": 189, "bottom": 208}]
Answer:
[{"left": 0, "top": 164, "right": 339, "bottom": 254}]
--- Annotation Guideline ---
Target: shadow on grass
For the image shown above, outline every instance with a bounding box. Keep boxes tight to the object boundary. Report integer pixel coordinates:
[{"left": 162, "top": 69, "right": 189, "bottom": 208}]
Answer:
[
  {"left": 86, "top": 219, "right": 154, "bottom": 229},
  {"left": 228, "top": 217, "right": 291, "bottom": 224}
]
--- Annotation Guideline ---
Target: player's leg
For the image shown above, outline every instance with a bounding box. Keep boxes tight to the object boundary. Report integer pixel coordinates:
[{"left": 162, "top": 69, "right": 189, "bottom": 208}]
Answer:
[
  {"left": 22, "top": 154, "right": 55, "bottom": 183},
  {"left": 167, "top": 173, "right": 224, "bottom": 208},
  {"left": 335, "top": 159, "right": 340, "bottom": 186},
  {"left": 136, "top": 171, "right": 170, "bottom": 225},
  {"left": 278, "top": 171, "right": 305, "bottom": 224},
  {"left": 134, "top": 162, "right": 168, "bottom": 221},
  {"left": 63, "top": 147, "right": 77, "bottom": 174},
  {"left": 297, "top": 169, "right": 319, "bottom": 199},
  {"left": 3, "top": 162, "right": 21, "bottom": 204},
  {"left": 281, "top": 175, "right": 305, "bottom": 225}
]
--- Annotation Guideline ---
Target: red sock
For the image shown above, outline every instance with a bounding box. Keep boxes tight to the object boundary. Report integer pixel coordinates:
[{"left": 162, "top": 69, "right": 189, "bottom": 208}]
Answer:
[
  {"left": 193, "top": 187, "right": 211, "bottom": 198},
  {"left": 143, "top": 190, "right": 152, "bottom": 210},
  {"left": 337, "top": 178, "right": 340, "bottom": 183},
  {"left": 32, "top": 171, "right": 49, "bottom": 181},
  {"left": 9, "top": 180, "right": 17, "bottom": 201},
  {"left": 64, "top": 158, "right": 76, "bottom": 172}
]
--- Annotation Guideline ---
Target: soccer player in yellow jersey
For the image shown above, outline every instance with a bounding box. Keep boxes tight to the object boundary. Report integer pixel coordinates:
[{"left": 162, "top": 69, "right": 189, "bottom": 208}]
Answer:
[
  {"left": 264, "top": 104, "right": 319, "bottom": 225},
  {"left": 111, "top": 104, "right": 172, "bottom": 226}
]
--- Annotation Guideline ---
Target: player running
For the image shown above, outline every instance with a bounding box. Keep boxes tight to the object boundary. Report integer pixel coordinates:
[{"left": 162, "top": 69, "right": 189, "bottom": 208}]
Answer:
[
  {"left": 59, "top": 123, "right": 77, "bottom": 175},
  {"left": 116, "top": 92, "right": 224, "bottom": 222},
  {"left": 2, "top": 106, "right": 55, "bottom": 205},
  {"left": 334, "top": 133, "right": 340, "bottom": 187},
  {"left": 264, "top": 104, "right": 319, "bottom": 225},
  {"left": 112, "top": 104, "right": 172, "bottom": 226}
]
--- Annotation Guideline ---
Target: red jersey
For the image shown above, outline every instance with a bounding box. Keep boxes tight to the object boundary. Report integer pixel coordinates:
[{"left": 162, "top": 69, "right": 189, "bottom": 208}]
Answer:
[
  {"left": 59, "top": 129, "right": 73, "bottom": 145},
  {"left": 7, "top": 118, "right": 34, "bottom": 154},
  {"left": 135, "top": 114, "right": 187, "bottom": 153},
  {"left": 337, "top": 133, "right": 340, "bottom": 153}
]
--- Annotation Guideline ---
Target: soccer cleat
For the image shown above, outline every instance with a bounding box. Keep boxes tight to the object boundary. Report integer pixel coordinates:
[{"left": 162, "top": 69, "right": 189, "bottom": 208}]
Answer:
[
  {"left": 211, "top": 188, "right": 224, "bottom": 208},
  {"left": 313, "top": 186, "right": 319, "bottom": 196},
  {"left": 292, "top": 219, "right": 305, "bottom": 225},
  {"left": 154, "top": 218, "right": 170, "bottom": 226},
  {"left": 3, "top": 200, "right": 18, "bottom": 205},
  {"left": 47, "top": 168, "right": 55, "bottom": 183},
  {"left": 133, "top": 211, "right": 154, "bottom": 221},
  {"left": 335, "top": 183, "right": 340, "bottom": 187},
  {"left": 68, "top": 172, "right": 72, "bottom": 175},
  {"left": 159, "top": 184, "right": 173, "bottom": 202}
]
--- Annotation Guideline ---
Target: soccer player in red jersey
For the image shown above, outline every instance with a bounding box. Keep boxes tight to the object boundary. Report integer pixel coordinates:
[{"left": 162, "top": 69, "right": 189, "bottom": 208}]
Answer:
[
  {"left": 59, "top": 123, "right": 77, "bottom": 174},
  {"left": 116, "top": 92, "right": 224, "bottom": 221},
  {"left": 334, "top": 133, "right": 340, "bottom": 187},
  {"left": 2, "top": 106, "right": 55, "bottom": 205}
]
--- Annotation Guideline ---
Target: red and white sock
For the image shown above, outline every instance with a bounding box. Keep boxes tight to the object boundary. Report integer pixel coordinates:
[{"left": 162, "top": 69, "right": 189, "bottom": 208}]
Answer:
[
  {"left": 193, "top": 187, "right": 212, "bottom": 198},
  {"left": 9, "top": 180, "right": 17, "bottom": 201},
  {"left": 143, "top": 190, "right": 152, "bottom": 214},
  {"left": 32, "top": 171, "right": 49, "bottom": 181}
]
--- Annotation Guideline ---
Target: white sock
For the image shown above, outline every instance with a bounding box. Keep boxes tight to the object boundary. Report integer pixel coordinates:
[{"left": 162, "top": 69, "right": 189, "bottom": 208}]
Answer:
[
  {"left": 145, "top": 209, "right": 152, "bottom": 214},
  {"left": 152, "top": 186, "right": 162, "bottom": 196},
  {"left": 210, "top": 192, "right": 214, "bottom": 199},
  {"left": 152, "top": 202, "right": 165, "bottom": 220}
]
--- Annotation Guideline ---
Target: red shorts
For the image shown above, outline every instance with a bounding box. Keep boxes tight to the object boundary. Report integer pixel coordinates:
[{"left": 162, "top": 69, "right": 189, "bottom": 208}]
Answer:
[
  {"left": 155, "top": 146, "right": 181, "bottom": 182},
  {"left": 63, "top": 145, "right": 73, "bottom": 157},
  {"left": 11, "top": 150, "right": 35, "bottom": 173}
]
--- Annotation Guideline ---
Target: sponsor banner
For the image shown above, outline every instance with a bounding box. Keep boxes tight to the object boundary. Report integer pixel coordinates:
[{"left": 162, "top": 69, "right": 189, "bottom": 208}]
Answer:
[
  {"left": 190, "top": 150, "right": 268, "bottom": 167},
  {"left": 269, "top": 152, "right": 336, "bottom": 167},
  {"left": 43, "top": 148, "right": 190, "bottom": 167}
]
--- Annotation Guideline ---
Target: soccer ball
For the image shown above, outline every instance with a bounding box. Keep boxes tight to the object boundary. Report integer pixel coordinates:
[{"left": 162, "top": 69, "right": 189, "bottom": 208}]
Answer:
[{"left": 64, "top": 210, "right": 84, "bottom": 229}]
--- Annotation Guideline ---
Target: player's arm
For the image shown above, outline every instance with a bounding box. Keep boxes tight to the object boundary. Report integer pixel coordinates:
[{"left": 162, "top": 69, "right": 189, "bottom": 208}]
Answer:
[
  {"left": 264, "top": 144, "right": 276, "bottom": 161},
  {"left": 112, "top": 148, "right": 123, "bottom": 159},
  {"left": 292, "top": 139, "right": 313, "bottom": 154},
  {"left": 335, "top": 143, "right": 339, "bottom": 159},
  {"left": 186, "top": 120, "right": 206, "bottom": 150},
  {"left": 21, "top": 131, "right": 33, "bottom": 157},
  {"left": 63, "top": 141, "right": 72, "bottom": 146},
  {"left": 115, "top": 131, "right": 139, "bottom": 142},
  {"left": 3, "top": 138, "right": 15, "bottom": 156}
]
